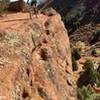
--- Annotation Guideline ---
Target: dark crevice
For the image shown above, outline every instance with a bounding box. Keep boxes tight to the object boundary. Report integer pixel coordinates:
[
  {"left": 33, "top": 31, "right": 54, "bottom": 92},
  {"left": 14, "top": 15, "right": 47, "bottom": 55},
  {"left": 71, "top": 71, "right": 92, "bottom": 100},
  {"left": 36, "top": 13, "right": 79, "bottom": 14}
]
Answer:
[
  {"left": 26, "top": 68, "right": 30, "bottom": 77},
  {"left": 45, "top": 30, "right": 50, "bottom": 35},
  {"left": 43, "top": 39, "right": 48, "bottom": 44},
  {"left": 40, "top": 48, "right": 50, "bottom": 61},
  {"left": 44, "top": 21, "right": 50, "bottom": 28},
  {"left": 38, "top": 87, "right": 48, "bottom": 100},
  {"left": 29, "top": 79, "right": 33, "bottom": 86},
  {"left": 22, "top": 88, "right": 29, "bottom": 99}
]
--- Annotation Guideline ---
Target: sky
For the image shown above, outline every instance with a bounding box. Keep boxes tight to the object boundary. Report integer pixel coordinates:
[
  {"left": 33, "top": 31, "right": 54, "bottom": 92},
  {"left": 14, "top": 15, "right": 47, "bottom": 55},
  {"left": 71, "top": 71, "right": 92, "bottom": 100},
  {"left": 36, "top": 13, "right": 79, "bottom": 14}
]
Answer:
[
  {"left": 10, "top": 0, "right": 46, "bottom": 5},
  {"left": 10, "top": 0, "right": 30, "bottom": 2}
]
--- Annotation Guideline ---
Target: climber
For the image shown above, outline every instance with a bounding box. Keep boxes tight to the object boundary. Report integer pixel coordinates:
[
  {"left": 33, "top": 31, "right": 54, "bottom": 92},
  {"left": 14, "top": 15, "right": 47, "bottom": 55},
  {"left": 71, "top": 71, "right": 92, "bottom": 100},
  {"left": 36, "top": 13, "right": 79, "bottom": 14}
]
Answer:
[
  {"left": 30, "top": 0, "right": 37, "bottom": 6},
  {"left": 32, "top": 0, "right": 38, "bottom": 15},
  {"left": 28, "top": 0, "right": 38, "bottom": 19}
]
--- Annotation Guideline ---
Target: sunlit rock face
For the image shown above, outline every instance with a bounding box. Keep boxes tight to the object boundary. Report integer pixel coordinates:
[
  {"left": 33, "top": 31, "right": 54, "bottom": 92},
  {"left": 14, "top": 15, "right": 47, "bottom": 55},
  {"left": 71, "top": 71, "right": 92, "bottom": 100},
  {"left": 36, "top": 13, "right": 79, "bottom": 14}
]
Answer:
[{"left": 0, "top": 10, "right": 76, "bottom": 100}]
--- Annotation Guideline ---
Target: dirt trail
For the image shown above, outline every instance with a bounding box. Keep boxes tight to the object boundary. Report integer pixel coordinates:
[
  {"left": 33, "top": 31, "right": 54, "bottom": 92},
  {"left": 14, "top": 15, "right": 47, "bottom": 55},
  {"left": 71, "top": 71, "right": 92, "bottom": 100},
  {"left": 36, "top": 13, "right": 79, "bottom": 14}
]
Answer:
[{"left": 0, "top": 12, "right": 48, "bottom": 31}]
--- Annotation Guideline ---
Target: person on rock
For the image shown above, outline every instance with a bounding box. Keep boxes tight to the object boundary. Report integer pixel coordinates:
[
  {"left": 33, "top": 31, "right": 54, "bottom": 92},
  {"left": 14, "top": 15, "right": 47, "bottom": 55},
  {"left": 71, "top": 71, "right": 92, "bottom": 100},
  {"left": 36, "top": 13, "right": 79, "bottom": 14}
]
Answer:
[
  {"left": 28, "top": 0, "right": 38, "bottom": 19},
  {"left": 31, "top": 0, "right": 37, "bottom": 6}
]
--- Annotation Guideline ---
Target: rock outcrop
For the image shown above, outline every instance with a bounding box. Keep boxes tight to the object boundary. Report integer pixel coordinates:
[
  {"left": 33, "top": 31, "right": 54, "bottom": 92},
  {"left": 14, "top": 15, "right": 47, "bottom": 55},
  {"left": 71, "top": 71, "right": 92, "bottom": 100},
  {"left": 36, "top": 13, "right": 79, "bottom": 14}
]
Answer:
[{"left": 0, "top": 12, "right": 75, "bottom": 100}]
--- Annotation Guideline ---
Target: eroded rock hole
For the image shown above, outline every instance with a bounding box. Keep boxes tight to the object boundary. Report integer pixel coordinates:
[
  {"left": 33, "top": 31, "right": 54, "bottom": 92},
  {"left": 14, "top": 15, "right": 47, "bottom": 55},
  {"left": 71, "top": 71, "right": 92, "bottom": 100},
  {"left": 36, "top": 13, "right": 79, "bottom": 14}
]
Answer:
[
  {"left": 43, "top": 39, "right": 48, "bottom": 44},
  {"left": 22, "top": 88, "right": 29, "bottom": 98},
  {"left": 40, "top": 48, "right": 51, "bottom": 61},
  {"left": 38, "top": 87, "right": 47, "bottom": 99},
  {"left": 45, "top": 30, "right": 50, "bottom": 35},
  {"left": 44, "top": 21, "right": 49, "bottom": 28},
  {"left": 38, "top": 43, "right": 42, "bottom": 47},
  {"left": 26, "top": 68, "right": 30, "bottom": 76}
]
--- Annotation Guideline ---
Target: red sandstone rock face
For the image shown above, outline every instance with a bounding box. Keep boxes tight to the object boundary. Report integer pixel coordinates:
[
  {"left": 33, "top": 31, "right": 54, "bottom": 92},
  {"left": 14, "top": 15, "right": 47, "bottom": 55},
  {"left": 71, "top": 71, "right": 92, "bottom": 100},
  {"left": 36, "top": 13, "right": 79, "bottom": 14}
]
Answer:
[{"left": 0, "top": 13, "right": 76, "bottom": 100}]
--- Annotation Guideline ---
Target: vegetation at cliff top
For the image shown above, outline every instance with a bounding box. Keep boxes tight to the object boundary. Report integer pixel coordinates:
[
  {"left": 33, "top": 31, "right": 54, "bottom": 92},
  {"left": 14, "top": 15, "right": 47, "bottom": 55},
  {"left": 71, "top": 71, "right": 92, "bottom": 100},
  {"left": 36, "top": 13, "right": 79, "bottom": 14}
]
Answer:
[{"left": 0, "top": 0, "right": 10, "bottom": 14}]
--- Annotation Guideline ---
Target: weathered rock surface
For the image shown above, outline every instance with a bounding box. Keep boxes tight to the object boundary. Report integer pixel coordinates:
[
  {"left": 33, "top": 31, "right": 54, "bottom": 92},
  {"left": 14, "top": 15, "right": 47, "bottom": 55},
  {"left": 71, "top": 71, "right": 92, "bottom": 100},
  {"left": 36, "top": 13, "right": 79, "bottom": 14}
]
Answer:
[{"left": 0, "top": 12, "right": 75, "bottom": 100}]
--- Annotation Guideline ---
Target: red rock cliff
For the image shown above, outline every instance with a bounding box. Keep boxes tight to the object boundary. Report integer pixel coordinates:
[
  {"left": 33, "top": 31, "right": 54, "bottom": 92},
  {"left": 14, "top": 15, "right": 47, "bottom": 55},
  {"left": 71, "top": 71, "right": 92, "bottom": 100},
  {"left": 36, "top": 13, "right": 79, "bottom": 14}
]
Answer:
[{"left": 0, "top": 12, "right": 76, "bottom": 100}]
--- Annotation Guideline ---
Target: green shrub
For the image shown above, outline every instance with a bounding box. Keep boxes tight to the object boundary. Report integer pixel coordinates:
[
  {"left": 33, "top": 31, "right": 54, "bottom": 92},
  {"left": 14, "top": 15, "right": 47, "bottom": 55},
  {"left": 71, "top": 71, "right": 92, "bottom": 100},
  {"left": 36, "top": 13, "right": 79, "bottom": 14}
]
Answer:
[
  {"left": 91, "top": 31, "right": 100, "bottom": 44},
  {"left": 72, "top": 48, "right": 81, "bottom": 60},
  {"left": 72, "top": 57, "right": 78, "bottom": 71},
  {"left": 91, "top": 48, "right": 97, "bottom": 56},
  {"left": 83, "top": 60, "right": 94, "bottom": 70},
  {"left": 0, "top": 0, "right": 9, "bottom": 14},
  {"left": 62, "top": 15, "right": 81, "bottom": 34},
  {"left": 77, "top": 85, "right": 100, "bottom": 100},
  {"left": 77, "top": 60, "right": 98, "bottom": 87}
]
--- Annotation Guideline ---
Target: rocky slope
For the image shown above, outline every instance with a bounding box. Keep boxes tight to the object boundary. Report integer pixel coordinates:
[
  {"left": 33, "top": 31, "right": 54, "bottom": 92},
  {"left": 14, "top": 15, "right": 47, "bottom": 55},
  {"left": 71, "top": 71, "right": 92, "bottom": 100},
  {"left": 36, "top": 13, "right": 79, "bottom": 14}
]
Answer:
[
  {"left": 48, "top": 0, "right": 100, "bottom": 33},
  {"left": 0, "top": 12, "right": 76, "bottom": 100}
]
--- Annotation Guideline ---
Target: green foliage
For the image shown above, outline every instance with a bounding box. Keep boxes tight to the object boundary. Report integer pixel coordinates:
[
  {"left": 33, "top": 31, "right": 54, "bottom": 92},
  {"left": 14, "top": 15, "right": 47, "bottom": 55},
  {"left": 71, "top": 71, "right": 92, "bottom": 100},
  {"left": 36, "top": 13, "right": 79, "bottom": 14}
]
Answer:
[
  {"left": 85, "top": 60, "right": 97, "bottom": 85},
  {"left": 77, "top": 60, "right": 99, "bottom": 87},
  {"left": 72, "top": 57, "right": 78, "bottom": 71},
  {"left": 96, "top": 64, "right": 100, "bottom": 87},
  {"left": 91, "top": 48, "right": 97, "bottom": 56},
  {"left": 62, "top": 15, "right": 81, "bottom": 33},
  {"left": 83, "top": 60, "right": 94, "bottom": 70},
  {"left": 94, "top": 30, "right": 100, "bottom": 39},
  {"left": 72, "top": 48, "right": 81, "bottom": 60},
  {"left": 0, "top": 0, "right": 9, "bottom": 14},
  {"left": 77, "top": 59, "right": 100, "bottom": 90},
  {"left": 77, "top": 85, "right": 100, "bottom": 100},
  {"left": 91, "top": 31, "right": 100, "bottom": 44}
]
